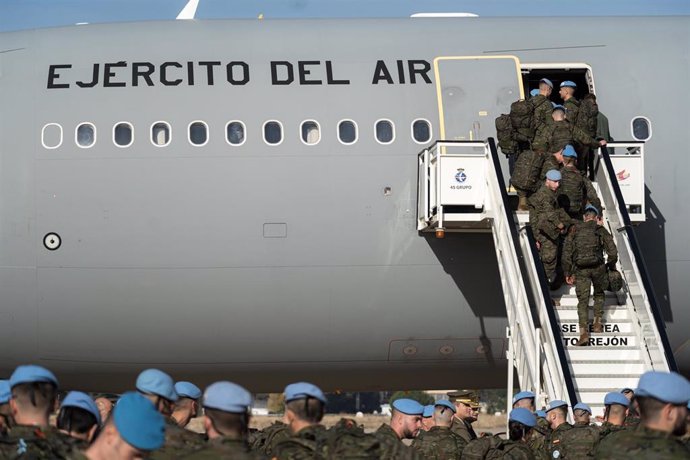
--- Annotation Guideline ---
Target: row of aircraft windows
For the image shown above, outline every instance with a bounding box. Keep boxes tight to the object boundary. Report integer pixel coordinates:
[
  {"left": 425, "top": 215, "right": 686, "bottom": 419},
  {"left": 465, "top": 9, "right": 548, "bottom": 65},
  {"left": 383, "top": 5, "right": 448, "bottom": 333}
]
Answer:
[{"left": 41, "top": 119, "right": 434, "bottom": 150}]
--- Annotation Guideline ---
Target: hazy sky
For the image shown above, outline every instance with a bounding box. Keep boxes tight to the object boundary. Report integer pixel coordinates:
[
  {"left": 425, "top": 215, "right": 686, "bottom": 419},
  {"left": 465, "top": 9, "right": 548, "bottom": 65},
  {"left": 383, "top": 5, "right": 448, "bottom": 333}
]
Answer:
[{"left": 1, "top": 0, "right": 689, "bottom": 32}]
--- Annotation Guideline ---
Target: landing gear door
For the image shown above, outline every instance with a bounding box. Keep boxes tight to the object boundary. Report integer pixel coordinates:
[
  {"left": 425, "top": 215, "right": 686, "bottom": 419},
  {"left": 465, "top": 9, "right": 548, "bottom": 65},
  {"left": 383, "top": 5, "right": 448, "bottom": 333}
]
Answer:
[{"left": 433, "top": 56, "right": 524, "bottom": 142}]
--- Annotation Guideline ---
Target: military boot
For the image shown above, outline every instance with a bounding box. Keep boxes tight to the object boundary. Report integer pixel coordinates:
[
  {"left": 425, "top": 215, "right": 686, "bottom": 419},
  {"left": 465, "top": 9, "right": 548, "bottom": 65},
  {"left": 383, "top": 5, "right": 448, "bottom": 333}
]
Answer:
[
  {"left": 592, "top": 317, "right": 603, "bottom": 333},
  {"left": 517, "top": 195, "right": 529, "bottom": 211},
  {"left": 576, "top": 324, "right": 590, "bottom": 346}
]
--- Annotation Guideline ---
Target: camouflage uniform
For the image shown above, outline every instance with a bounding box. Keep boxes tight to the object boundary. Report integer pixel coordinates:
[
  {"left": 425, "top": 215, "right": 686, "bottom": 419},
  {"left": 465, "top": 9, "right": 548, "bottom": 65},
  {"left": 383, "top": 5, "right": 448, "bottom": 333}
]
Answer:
[
  {"left": 411, "top": 425, "right": 466, "bottom": 459},
  {"left": 181, "top": 436, "right": 266, "bottom": 459},
  {"left": 463, "top": 435, "right": 537, "bottom": 460},
  {"left": 563, "top": 98, "right": 580, "bottom": 127},
  {"left": 545, "top": 422, "right": 573, "bottom": 459},
  {"left": 529, "top": 184, "right": 572, "bottom": 283},
  {"left": 450, "top": 418, "right": 477, "bottom": 445},
  {"left": 250, "top": 421, "right": 290, "bottom": 457},
  {"left": 598, "top": 422, "right": 627, "bottom": 442},
  {"left": 531, "top": 95, "right": 554, "bottom": 152},
  {"left": 0, "top": 425, "right": 84, "bottom": 459},
  {"left": 151, "top": 418, "right": 207, "bottom": 459},
  {"left": 623, "top": 414, "right": 641, "bottom": 429},
  {"left": 562, "top": 220, "right": 618, "bottom": 327},
  {"left": 535, "top": 120, "right": 601, "bottom": 155},
  {"left": 272, "top": 424, "right": 328, "bottom": 460},
  {"left": 374, "top": 424, "right": 418, "bottom": 460},
  {"left": 557, "top": 421, "right": 601, "bottom": 459},
  {"left": 558, "top": 165, "right": 602, "bottom": 219},
  {"left": 540, "top": 154, "right": 562, "bottom": 182},
  {"left": 593, "top": 425, "right": 690, "bottom": 459}
]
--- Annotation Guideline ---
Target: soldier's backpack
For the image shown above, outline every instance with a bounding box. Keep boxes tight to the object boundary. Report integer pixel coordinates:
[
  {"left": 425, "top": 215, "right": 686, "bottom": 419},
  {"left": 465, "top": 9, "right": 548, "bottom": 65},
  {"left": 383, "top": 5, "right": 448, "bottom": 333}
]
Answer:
[
  {"left": 323, "top": 418, "right": 382, "bottom": 459},
  {"left": 509, "top": 99, "right": 535, "bottom": 143},
  {"left": 550, "top": 121, "right": 574, "bottom": 152},
  {"left": 577, "top": 96, "right": 599, "bottom": 138},
  {"left": 250, "top": 421, "right": 290, "bottom": 455},
  {"left": 462, "top": 435, "right": 523, "bottom": 460},
  {"left": 495, "top": 113, "right": 518, "bottom": 155},
  {"left": 572, "top": 222, "right": 605, "bottom": 268},
  {"left": 511, "top": 149, "right": 545, "bottom": 193},
  {"left": 607, "top": 267, "right": 624, "bottom": 291}
]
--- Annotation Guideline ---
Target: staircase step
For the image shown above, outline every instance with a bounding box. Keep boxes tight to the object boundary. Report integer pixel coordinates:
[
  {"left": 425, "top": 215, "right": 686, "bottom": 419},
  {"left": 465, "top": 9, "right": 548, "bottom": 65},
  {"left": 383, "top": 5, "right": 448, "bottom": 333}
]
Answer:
[
  {"left": 569, "top": 360, "right": 645, "bottom": 374},
  {"left": 566, "top": 347, "right": 640, "bottom": 361},
  {"left": 556, "top": 296, "right": 624, "bottom": 308},
  {"left": 553, "top": 308, "right": 630, "bottom": 322},
  {"left": 572, "top": 376, "right": 640, "bottom": 390}
]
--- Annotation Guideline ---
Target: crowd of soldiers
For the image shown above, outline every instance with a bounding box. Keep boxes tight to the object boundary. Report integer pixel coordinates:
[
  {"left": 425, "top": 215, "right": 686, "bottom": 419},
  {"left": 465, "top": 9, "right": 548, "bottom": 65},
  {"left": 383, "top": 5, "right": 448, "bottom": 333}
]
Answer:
[
  {"left": 503, "top": 78, "right": 621, "bottom": 347},
  {"left": 1, "top": 365, "right": 689, "bottom": 459}
]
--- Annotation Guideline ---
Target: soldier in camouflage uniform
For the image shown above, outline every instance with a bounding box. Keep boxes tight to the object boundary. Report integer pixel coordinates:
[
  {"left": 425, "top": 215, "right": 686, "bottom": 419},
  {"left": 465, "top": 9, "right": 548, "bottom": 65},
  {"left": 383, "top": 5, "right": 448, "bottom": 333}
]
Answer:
[
  {"left": 172, "top": 382, "right": 202, "bottom": 429},
  {"left": 529, "top": 410, "right": 551, "bottom": 457},
  {"left": 563, "top": 205, "right": 618, "bottom": 346},
  {"left": 412, "top": 400, "right": 465, "bottom": 459},
  {"left": 558, "top": 145, "right": 602, "bottom": 219},
  {"left": 0, "top": 381, "right": 11, "bottom": 436},
  {"left": 558, "top": 402, "right": 600, "bottom": 459},
  {"left": 0, "top": 365, "right": 84, "bottom": 459},
  {"left": 447, "top": 390, "right": 479, "bottom": 444},
  {"left": 540, "top": 145, "right": 563, "bottom": 182},
  {"left": 421, "top": 405, "right": 435, "bottom": 431},
  {"left": 594, "top": 371, "right": 690, "bottom": 459},
  {"left": 529, "top": 170, "right": 572, "bottom": 287},
  {"left": 56, "top": 391, "right": 101, "bottom": 448},
  {"left": 543, "top": 400, "right": 573, "bottom": 459},
  {"left": 182, "top": 381, "right": 264, "bottom": 459},
  {"left": 250, "top": 421, "right": 290, "bottom": 456},
  {"left": 84, "top": 391, "right": 166, "bottom": 460},
  {"left": 531, "top": 78, "right": 555, "bottom": 152},
  {"left": 599, "top": 392, "right": 630, "bottom": 442},
  {"left": 620, "top": 388, "right": 641, "bottom": 428},
  {"left": 134, "top": 369, "right": 206, "bottom": 459},
  {"left": 463, "top": 408, "right": 538, "bottom": 460},
  {"left": 534, "top": 105, "right": 606, "bottom": 160},
  {"left": 375, "top": 398, "right": 422, "bottom": 459},
  {"left": 559, "top": 81, "right": 580, "bottom": 127}
]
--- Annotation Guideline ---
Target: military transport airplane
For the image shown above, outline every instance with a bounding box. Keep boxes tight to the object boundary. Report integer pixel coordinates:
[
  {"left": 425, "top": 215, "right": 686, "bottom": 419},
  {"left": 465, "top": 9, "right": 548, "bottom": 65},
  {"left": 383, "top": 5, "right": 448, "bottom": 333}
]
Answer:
[{"left": 0, "top": 4, "right": 688, "bottom": 392}]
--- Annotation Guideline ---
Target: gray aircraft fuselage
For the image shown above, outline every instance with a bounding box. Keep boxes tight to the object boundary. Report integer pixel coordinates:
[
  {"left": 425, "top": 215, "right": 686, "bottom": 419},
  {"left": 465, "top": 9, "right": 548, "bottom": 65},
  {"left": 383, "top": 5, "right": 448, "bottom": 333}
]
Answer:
[{"left": 0, "top": 17, "right": 688, "bottom": 392}]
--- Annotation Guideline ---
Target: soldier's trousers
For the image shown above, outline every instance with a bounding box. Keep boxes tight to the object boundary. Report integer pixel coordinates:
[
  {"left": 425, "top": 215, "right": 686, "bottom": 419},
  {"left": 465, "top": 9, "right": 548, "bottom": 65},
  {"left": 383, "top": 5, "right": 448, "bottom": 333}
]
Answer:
[
  {"left": 575, "top": 264, "right": 607, "bottom": 325},
  {"left": 538, "top": 236, "right": 559, "bottom": 282}
]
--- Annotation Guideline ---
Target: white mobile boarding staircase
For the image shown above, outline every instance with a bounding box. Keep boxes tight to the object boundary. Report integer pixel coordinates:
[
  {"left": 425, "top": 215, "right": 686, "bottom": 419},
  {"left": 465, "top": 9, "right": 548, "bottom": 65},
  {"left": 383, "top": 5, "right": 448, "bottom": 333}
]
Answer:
[{"left": 417, "top": 139, "right": 677, "bottom": 418}]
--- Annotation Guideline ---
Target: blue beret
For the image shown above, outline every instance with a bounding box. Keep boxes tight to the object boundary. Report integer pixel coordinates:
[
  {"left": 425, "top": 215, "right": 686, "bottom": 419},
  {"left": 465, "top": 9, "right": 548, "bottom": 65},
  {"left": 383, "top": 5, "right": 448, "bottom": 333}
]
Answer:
[
  {"left": 552, "top": 104, "right": 566, "bottom": 112},
  {"left": 203, "top": 381, "right": 252, "bottom": 413},
  {"left": 530, "top": 89, "right": 540, "bottom": 97},
  {"left": 604, "top": 392, "right": 630, "bottom": 407},
  {"left": 136, "top": 369, "right": 178, "bottom": 402},
  {"left": 574, "top": 402, "right": 592, "bottom": 414},
  {"left": 434, "top": 399, "right": 456, "bottom": 413},
  {"left": 562, "top": 144, "right": 577, "bottom": 158},
  {"left": 174, "top": 382, "right": 202, "bottom": 400},
  {"left": 509, "top": 408, "right": 537, "bottom": 427},
  {"left": 9, "top": 365, "right": 58, "bottom": 389},
  {"left": 422, "top": 405, "right": 434, "bottom": 417},
  {"left": 284, "top": 382, "right": 326, "bottom": 404},
  {"left": 545, "top": 400, "right": 568, "bottom": 412},
  {"left": 392, "top": 398, "right": 424, "bottom": 416},
  {"left": 636, "top": 371, "right": 690, "bottom": 405},
  {"left": 540, "top": 78, "right": 553, "bottom": 89},
  {"left": 512, "top": 391, "right": 536, "bottom": 405},
  {"left": 61, "top": 391, "right": 101, "bottom": 425},
  {"left": 584, "top": 204, "right": 599, "bottom": 215},
  {"left": 536, "top": 410, "right": 547, "bottom": 418},
  {"left": 546, "top": 169, "right": 561, "bottom": 181},
  {"left": 0, "top": 380, "right": 10, "bottom": 404},
  {"left": 560, "top": 80, "right": 577, "bottom": 88},
  {"left": 114, "top": 392, "right": 165, "bottom": 451}
]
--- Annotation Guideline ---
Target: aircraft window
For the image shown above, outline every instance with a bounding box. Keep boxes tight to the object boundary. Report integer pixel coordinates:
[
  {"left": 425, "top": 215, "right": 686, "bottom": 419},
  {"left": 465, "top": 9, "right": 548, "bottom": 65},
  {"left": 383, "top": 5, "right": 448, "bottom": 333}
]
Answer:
[
  {"left": 412, "top": 119, "right": 432, "bottom": 144},
  {"left": 42, "top": 123, "right": 63, "bottom": 149},
  {"left": 189, "top": 121, "right": 208, "bottom": 146},
  {"left": 226, "top": 121, "right": 246, "bottom": 146},
  {"left": 113, "top": 122, "right": 133, "bottom": 147},
  {"left": 151, "top": 122, "right": 171, "bottom": 147},
  {"left": 76, "top": 123, "right": 96, "bottom": 148},
  {"left": 375, "top": 119, "right": 395, "bottom": 144},
  {"left": 263, "top": 121, "right": 283, "bottom": 145},
  {"left": 301, "top": 120, "right": 320, "bottom": 145},
  {"left": 631, "top": 117, "right": 652, "bottom": 141},
  {"left": 338, "top": 120, "right": 358, "bottom": 145}
]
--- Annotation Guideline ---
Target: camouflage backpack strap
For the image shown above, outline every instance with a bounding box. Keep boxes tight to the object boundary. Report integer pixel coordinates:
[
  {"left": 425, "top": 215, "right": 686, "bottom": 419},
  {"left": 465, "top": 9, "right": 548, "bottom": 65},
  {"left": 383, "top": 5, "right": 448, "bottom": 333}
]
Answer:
[
  {"left": 254, "top": 421, "right": 290, "bottom": 455},
  {"left": 323, "top": 418, "right": 381, "bottom": 459},
  {"left": 272, "top": 435, "right": 322, "bottom": 460}
]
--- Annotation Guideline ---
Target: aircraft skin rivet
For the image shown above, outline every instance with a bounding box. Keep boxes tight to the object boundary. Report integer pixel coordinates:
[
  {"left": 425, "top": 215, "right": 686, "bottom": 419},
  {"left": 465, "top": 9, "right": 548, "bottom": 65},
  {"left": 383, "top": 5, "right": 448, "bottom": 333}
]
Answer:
[
  {"left": 440, "top": 345, "right": 454, "bottom": 355},
  {"left": 43, "top": 233, "right": 61, "bottom": 251},
  {"left": 403, "top": 345, "right": 418, "bottom": 355}
]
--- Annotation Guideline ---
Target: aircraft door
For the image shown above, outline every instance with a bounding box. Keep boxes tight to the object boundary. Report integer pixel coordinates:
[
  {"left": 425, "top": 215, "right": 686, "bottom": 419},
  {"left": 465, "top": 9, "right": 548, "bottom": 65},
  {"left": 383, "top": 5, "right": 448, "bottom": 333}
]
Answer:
[{"left": 433, "top": 56, "right": 523, "bottom": 142}]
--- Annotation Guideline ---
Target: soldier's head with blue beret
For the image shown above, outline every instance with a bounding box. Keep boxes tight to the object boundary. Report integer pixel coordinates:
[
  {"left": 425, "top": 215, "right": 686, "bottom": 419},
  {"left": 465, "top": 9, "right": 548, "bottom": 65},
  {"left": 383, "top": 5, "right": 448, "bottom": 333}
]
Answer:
[
  {"left": 86, "top": 392, "right": 165, "bottom": 458},
  {"left": 172, "top": 381, "right": 202, "bottom": 429},
  {"left": 544, "top": 400, "right": 569, "bottom": 430},
  {"left": 634, "top": 371, "right": 690, "bottom": 436},
  {"left": 135, "top": 368, "right": 178, "bottom": 417},
  {"left": 57, "top": 391, "right": 101, "bottom": 443},
  {"left": 390, "top": 398, "right": 424, "bottom": 440},
  {"left": 283, "top": 382, "right": 327, "bottom": 434},
  {"left": 562, "top": 144, "right": 577, "bottom": 159},
  {"left": 559, "top": 80, "right": 577, "bottom": 102},
  {"left": 603, "top": 392, "right": 630, "bottom": 426},
  {"left": 584, "top": 204, "right": 599, "bottom": 221},
  {"left": 512, "top": 390, "right": 536, "bottom": 411},
  {"left": 545, "top": 169, "right": 562, "bottom": 192},
  {"left": 551, "top": 104, "right": 567, "bottom": 122},
  {"left": 8, "top": 365, "right": 59, "bottom": 427},
  {"left": 509, "top": 408, "right": 537, "bottom": 443},
  {"left": 430, "top": 399, "right": 456, "bottom": 429},
  {"left": 202, "top": 381, "right": 253, "bottom": 441},
  {"left": 573, "top": 402, "right": 592, "bottom": 424},
  {"left": 539, "top": 78, "right": 554, "bottom": 91},
  {"left": 421, "top": 404, "right": 435, "bottom": 431}
]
